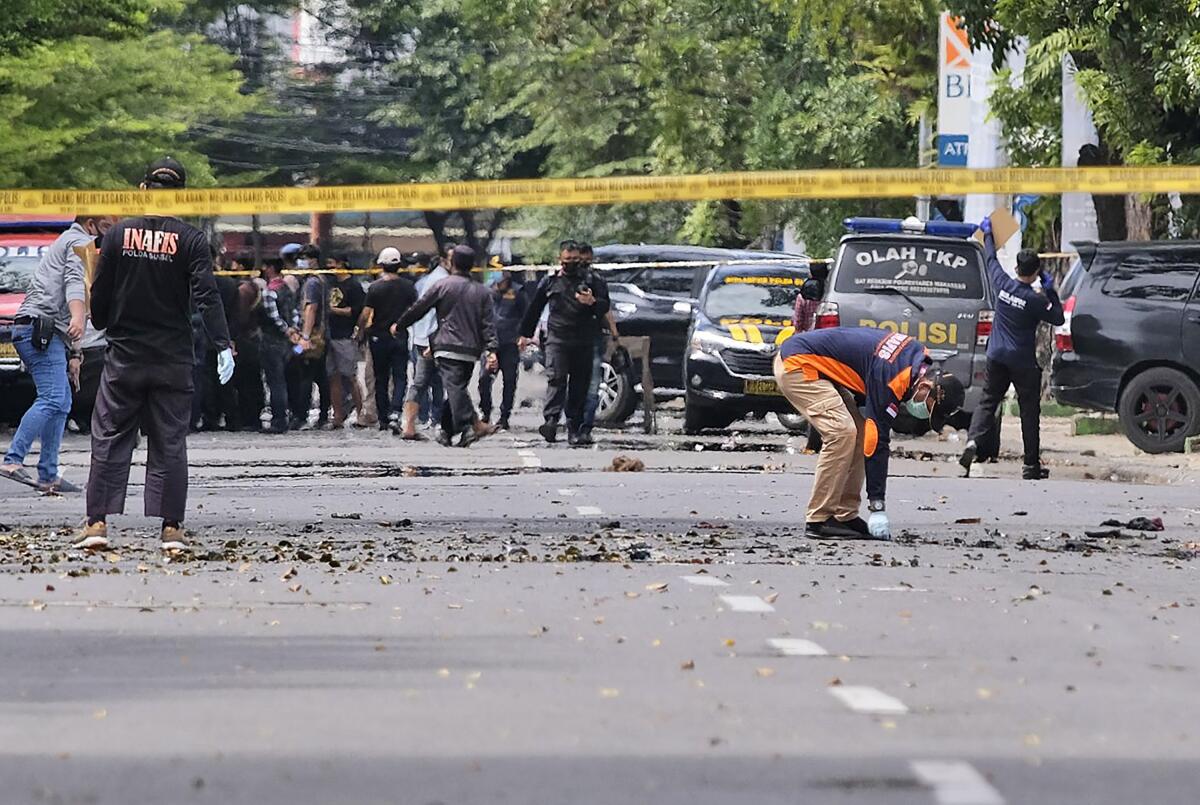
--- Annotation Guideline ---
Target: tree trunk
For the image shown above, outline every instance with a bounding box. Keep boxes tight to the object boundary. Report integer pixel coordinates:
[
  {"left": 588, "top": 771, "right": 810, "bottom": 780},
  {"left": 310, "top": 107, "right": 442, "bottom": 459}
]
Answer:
[
  {"left": 460, "top": 210, "right": 482, "bottom": 258},
  {"left": 424, "top": 211, "right": 449, "bottom": 255},
  {"left": 1077, "top": 143, "right": 1127, "bottom": 241},
  {"left": 1125, "top": 195, "right": 1152, "bottom": 240}
]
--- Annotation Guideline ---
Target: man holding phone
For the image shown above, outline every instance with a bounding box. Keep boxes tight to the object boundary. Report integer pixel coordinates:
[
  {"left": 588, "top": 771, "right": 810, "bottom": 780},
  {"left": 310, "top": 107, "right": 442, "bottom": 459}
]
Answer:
[
  {"left": 2, "top": 215, "right": 115, "bottom": 494},
  {"left": 519, "top": 239, "right": 611, "bottom": 445}
]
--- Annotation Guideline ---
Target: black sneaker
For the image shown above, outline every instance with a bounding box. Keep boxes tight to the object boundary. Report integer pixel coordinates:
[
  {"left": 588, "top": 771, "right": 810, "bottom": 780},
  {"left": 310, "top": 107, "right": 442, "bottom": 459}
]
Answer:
[
  {"left": 566, "top": 430, "right": 580, "bottom": 446},
  {"left": 495, "top": 418, "right": 509, "bottom": 432},
  {"left": 958, "top": 442, "right": 977, "bottom": 476},
  {"left": 1022, "top": 464, "right": 1049, "bottom": 480},
  {"left": 838, "top": 516, "right": 871, "bottom": 536},
  {"left": 436, "top": 429, "right": 453, "bottom": 447},
  {"left": 575, "top": 429, "right": 594, "bottom": 446},
  {"left": 806, "top": 520, "right": 869, "bottom": 540},
  {"left": 538, "top": 423, "right": 557, "bottom": 443}
]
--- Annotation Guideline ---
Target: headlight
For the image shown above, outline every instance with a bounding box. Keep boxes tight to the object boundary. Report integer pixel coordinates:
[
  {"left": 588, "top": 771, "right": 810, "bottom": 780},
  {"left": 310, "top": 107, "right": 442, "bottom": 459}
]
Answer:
[
  {"left": 613, "top": 301, "right": 638, "bottom": 319},
  {"left": 689, "top": 330, "right": 730, "bottom": 356}
]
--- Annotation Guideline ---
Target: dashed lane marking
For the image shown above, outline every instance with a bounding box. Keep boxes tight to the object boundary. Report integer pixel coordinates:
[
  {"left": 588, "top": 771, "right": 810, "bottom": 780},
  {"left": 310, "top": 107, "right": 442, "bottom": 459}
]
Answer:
[
  {"left": 680, "top": 576, "right": 729, "bottom": 587},
  {"left": 767, "top": 638, "right": 828, "bottom": 656},
  {"left": 517, "top": 450, "right": 541, "bottom": 468},
  {"left": 718, "top": 595, "right": 776, "bottom": 613},
  {"left": 575, "top": 506, "right": 603, "bottom": 516},
  {"left": 829, "top": 686, "right": 908, "bottom": 715},
  {"left": 556, "top": 488, "right": 577, "bottom": 497},
  {"left": 910, "top": 761, "right": 1005, "bottom": 805}
]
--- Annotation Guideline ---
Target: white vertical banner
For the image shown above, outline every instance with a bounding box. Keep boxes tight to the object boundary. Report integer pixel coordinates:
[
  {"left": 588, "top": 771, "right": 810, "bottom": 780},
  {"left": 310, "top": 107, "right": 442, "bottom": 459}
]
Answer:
[
  {"left": 1062, "top": 54, "right": 1100, "bottom": 248},
  {"left": 937, "top": 13, "right": 972, "bottom": 168}
]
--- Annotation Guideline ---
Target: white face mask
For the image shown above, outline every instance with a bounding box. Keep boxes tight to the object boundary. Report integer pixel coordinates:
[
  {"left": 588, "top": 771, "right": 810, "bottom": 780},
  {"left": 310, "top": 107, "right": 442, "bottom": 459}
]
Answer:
[{"left": 297, "top": 258, "right": 313, "bottom": 269}]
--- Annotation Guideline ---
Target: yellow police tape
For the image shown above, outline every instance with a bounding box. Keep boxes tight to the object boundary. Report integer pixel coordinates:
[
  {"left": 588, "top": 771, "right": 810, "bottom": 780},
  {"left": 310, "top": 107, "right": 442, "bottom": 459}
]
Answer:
[{"left": 4, "top": 166, "right": 1200, "bottom": 216}]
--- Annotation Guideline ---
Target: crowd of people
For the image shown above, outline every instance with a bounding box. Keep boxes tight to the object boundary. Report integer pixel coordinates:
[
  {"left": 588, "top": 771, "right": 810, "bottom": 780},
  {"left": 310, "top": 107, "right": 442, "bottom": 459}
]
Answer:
[
  {"left": 188, "top": 239, "right": 616, "bottom": 447},
  {"left": 0, "top": 156, "right": 624, "bottom": 548}
]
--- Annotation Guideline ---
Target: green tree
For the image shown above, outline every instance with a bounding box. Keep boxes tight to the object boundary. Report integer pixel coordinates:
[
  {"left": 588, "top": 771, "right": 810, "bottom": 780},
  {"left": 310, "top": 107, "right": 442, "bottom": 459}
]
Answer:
[
  {"left": 0, "top": 0, "right": 163, "bottom": 56},
  {"left": 493, "top": 0, "right": 920, "bottom": 256},
  {"left": 0, "top": 31, "right": 254, "bottom": 187},
  {"left": 948, "top": 0, "right": 1200, "bottom": 239}
]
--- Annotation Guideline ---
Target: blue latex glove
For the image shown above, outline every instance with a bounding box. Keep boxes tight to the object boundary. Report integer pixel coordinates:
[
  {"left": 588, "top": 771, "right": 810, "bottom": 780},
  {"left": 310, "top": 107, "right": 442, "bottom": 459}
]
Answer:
[
  {"left": 868, "top": 510, "right": 891, "bottom": 540},
  {"left": 979, "top": 216, "right": 993, "bottom": 236},
  {"left": 216, "top": 347, "right": 235, "bottom": 386},
  {"left": 1040, "top": 270, "right": 1055, "bottom": 292}
]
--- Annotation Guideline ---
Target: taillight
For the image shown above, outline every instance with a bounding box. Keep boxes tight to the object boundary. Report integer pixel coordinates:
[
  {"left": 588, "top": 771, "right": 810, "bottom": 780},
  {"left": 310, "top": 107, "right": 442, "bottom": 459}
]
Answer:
[
  {"left": 814, "top": 301, "right": 840, "bottom": 329},
  {"left": 1055, "top": 296, "right": 1075, "bottom": 353},
  {"left": 975, "top": 309, "right": 993, "bottom": 347}
]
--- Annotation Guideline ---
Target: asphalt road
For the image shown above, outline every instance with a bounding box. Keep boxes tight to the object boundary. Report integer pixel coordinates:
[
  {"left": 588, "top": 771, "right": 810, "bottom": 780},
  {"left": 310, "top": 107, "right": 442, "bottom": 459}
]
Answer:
[{"left": 0, "top": 407, "right": 1197, "bottom": 805}]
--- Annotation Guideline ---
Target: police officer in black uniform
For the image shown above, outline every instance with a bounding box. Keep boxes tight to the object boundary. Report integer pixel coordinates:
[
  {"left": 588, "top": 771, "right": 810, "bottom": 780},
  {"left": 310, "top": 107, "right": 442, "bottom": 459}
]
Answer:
[
  {"left": 519, "top": 240, "right": 611, "bottom": 445},
  {"left": 76, "top": 158, "right": 233, "bottom": 552},
  {"left": 959, "top": 216, "right": 1065, "bottom": 480}
]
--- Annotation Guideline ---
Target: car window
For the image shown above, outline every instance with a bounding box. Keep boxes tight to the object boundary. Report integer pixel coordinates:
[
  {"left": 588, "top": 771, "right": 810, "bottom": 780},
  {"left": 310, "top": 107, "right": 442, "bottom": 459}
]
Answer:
[
  {"left": 0, "top": 252, "right": 41, "bottom": 294},
  {"left": 834, "top": 240, "right": 984, "bottom": 299},
  {"left": 1059, "top": 259, "right": 1085, "bottom": 299},
  {"left": 704, "top": 274, "right": 802, "bottom": 321},
  {"left": 1102, "top": 257, "right": 1200, "bottom": 303},
  {"left": 638, "top": 266, "right": 704, "bottom": 298}
]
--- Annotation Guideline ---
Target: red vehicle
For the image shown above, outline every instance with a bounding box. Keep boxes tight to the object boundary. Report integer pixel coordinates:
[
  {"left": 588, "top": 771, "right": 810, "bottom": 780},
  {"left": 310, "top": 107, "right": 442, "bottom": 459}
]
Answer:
[{"left": 0, "top": 216, "right": 74, "bottom": 423}]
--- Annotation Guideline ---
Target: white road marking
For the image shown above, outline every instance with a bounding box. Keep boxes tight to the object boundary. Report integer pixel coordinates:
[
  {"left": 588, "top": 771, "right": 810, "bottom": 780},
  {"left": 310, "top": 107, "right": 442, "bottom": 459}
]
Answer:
[
  {"left": 718, "top": 595, "right": 775, "bottom": 613},
  {"left": 870, "top": 586, "right": 930, "bottom": 592},
  {"left": 911, "top": 761, "right": 1005, "bottom": 805},
  {"left": 576, "top": 506, "right": 603, "bottom": 516},
  {"left": 767, "top": 638, "right": 828, "bottom": 656},
  {"left": 517, "top": 450, "right": 541, "bottom": 468},
  {"left": 829, "top": 686, "right": 908, "bottom": 715},
  {"left": 557, "top": 488, "right": 577, "bottom": 497},
  {"left": 680, "top": 575, "right": 729, "bottom": 587}
]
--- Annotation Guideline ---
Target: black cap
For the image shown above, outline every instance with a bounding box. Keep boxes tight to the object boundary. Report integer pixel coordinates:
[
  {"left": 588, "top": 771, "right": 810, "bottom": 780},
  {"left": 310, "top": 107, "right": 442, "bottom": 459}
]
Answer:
[
  {"left": 934, "top": 372, "right": 966, "bottom": 414},
  {"left": 407, "top": 251, "right": 431, "bottom": 267},
  {"left": 143, "top": 157, "right": 187, "bottom": 189}
]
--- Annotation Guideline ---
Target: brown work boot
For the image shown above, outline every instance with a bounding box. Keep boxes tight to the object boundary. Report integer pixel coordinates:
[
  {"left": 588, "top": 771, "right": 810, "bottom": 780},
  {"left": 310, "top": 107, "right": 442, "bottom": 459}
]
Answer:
[
  {"left": 73, "top": 521, "right": 109, "bottom": 550},
  {"left": 161, "top": 524, "right": 191, "bottom": 553}
]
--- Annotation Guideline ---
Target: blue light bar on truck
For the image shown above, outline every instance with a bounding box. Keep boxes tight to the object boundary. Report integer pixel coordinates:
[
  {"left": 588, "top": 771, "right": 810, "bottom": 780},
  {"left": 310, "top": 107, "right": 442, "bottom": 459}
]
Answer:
[{"left": 843, "top": 217, "right": 980, "bottom": 238}]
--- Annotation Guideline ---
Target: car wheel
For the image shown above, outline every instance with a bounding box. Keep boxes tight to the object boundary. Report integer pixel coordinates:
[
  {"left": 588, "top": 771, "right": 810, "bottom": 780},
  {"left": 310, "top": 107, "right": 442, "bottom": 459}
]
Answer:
[
  {"left": 595, "top": 353, "right": 638, "bottom": 425},
  {"left": 777, "top": 412, "right": 809, "bottom": 434},
  {"left": 1118, "top": 367, "right": 1200, "bottom": 454}
]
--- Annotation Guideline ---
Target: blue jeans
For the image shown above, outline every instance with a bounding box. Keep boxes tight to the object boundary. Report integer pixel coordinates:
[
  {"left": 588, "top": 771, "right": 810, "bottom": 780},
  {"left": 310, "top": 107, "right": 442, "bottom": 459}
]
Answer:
[
  {"left": 408, "top": 344, "right": 444, "bottom": 425},
  {"left": 4, "top": 325, "right": 72, "bottom": 482},
  {"left": 582, "top": 335, "right": 606, "bottom": 430}
]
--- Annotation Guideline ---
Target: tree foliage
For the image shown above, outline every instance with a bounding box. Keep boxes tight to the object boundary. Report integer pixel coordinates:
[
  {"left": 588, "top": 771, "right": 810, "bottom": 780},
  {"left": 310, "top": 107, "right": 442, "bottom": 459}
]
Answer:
[
  {"left": 0, "top": 31, "right": 254, "bottom": 187},
  {"left": 0, "top": 0, "right": 164, "bottom": 56}
]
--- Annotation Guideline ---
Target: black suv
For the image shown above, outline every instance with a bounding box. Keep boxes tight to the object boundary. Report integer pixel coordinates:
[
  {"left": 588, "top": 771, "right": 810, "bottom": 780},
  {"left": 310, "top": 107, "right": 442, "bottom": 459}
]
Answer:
[
  {"left": 1051, "top": 241, "right": 1200, "bottom": 452},
  {"left": 683, "top": 261, "right": 810, "bottom": 433},
  {"left": 592, "top": 244, "right": 804, "bottom": 424}
]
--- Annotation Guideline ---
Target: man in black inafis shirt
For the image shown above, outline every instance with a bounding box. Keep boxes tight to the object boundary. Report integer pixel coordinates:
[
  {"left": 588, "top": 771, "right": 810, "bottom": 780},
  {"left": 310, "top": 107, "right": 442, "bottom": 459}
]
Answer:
[{"left": 78, "top": 158, "right": 233, "bottom": 553}]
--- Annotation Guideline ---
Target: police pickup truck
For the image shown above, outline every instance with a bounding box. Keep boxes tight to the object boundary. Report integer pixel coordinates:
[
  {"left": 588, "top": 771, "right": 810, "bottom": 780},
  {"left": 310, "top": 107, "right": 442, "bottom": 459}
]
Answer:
[{"left": 683, "top": 261, "right": 810, "bottom": 433}]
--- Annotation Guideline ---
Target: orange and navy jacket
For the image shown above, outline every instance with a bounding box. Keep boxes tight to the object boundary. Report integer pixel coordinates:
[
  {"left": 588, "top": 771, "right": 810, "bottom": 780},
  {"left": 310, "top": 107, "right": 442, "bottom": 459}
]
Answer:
[{"left": 779, "top": 327, "right": 929, "bottom": 501}]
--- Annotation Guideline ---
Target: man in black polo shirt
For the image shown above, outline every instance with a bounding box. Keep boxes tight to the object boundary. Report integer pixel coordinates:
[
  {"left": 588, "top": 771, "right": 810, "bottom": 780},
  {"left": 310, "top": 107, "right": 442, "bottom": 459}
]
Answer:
[{"left": 76, "top": 158, "right": 233, "bottom": 552}]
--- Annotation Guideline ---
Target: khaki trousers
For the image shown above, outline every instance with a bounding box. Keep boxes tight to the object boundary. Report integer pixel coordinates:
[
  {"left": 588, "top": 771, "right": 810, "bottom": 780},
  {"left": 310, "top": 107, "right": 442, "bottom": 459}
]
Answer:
[{"left": 774, "top": 355, "right": 866, "bottom": 523}]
